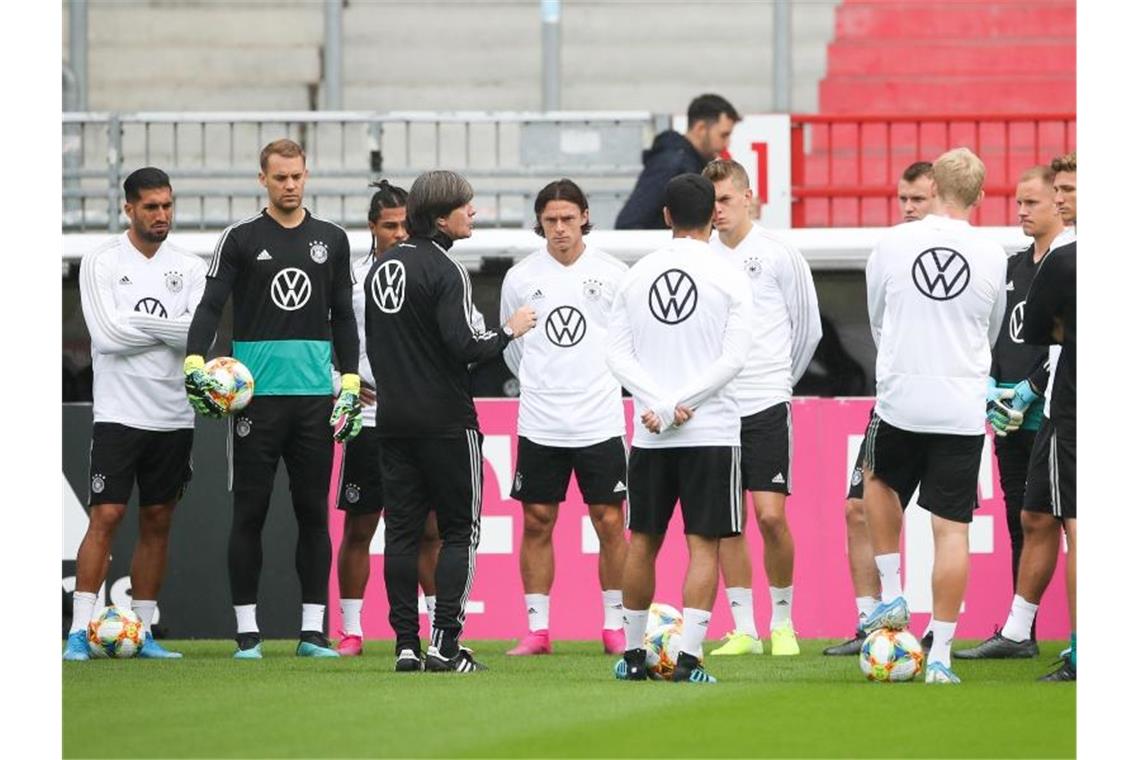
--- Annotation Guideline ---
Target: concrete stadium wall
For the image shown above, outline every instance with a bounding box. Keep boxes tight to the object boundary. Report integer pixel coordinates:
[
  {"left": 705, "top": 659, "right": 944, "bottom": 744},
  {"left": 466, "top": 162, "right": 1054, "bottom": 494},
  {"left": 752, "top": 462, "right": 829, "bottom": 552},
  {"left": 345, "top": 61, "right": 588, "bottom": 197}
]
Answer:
[{"left": 64, "top": 0, "right": 840, "bottom": 113}]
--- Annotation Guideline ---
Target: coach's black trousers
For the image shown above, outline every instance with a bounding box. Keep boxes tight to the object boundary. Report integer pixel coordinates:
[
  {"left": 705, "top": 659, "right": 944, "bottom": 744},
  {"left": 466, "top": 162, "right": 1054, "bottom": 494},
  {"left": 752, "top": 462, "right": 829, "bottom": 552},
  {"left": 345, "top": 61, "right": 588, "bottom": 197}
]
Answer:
[
  {"left": 381, "top": 430, "right": 483, "bottom": 655},
  {"left": 228, "top": 395, "right": 334, "bottom": 609}
]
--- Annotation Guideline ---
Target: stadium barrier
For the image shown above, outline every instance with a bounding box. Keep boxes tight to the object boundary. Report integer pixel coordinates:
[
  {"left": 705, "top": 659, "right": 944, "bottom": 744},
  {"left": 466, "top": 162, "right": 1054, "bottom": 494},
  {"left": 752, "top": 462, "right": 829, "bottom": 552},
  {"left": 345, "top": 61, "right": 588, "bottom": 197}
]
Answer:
[{"left": 63, "top": 399, "right": 1069, "bottom": 641}]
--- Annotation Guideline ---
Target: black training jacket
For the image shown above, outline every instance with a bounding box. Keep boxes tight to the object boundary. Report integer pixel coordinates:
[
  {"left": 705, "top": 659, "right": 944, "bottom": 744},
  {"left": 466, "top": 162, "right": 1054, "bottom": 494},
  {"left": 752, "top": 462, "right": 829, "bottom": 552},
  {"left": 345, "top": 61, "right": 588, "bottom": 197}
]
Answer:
[{"left": 364, "top": 231, "right": 512, "bottom": 437}]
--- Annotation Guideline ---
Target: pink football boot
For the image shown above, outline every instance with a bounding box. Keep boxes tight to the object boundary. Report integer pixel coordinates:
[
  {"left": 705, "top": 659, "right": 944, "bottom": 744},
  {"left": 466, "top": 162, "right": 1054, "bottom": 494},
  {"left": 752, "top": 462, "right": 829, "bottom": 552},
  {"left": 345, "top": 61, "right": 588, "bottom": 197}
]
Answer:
[
  {"left": 506, "top": 630, "right": 552, "bottom": 655},
  {"left": 602, "top": 628, "right": 625, "bottom": 655},
  {"left": 336, "top": 631, "right": 363, "bottom": 656}
]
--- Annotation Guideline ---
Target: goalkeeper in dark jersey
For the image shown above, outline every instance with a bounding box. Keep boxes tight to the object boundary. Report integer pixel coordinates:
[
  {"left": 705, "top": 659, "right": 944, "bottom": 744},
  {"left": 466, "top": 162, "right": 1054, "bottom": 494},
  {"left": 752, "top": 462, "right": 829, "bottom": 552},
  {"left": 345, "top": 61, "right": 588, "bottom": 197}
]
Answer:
[{"left": 185, "top": 139, "right": 362, "bottom": 659}]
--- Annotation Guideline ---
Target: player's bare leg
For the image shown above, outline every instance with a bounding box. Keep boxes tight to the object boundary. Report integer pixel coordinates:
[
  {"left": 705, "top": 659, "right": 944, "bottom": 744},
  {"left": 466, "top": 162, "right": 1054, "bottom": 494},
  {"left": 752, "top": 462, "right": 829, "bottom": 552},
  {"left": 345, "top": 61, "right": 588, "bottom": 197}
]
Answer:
[
  {"left": 66, "top": 504, "right": 127, "bottom": 659},
  {"left": 861, "top": 472, "right": 910, "bottom": 632},
  {"left": 674, "top": 534, "right": 720, "bottom": 682},
  {"left": 588, "top": 502, "right": 628, "bottom": 653},
  {"left": 754, "top": 491, "right": 799, "bottom": 654},
  {"left": 927, "top": 515, "right": 969, "bottom": 676},
  {"left": 336, "top": 511, "right": 380, "bottom": 655},
  {"left": 132, "top": 501, "right": 181, "bottom": 658},
  {"left": 508, "top": 502, "right": 558, "bottom": 655},
  {"left": 709, "top": 527, "right": 762, "bottom": 655},
  {"left": 614, "top": 532, "right": 663, "bottom": 680},
  {"left": 823, "top": 497, "right": 881, "bottom": 655}
]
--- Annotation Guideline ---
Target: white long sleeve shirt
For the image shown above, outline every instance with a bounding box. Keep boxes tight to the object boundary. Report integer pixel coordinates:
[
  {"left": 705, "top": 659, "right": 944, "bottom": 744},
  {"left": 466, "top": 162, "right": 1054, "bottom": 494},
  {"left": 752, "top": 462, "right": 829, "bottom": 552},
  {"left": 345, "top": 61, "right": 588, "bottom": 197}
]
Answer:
[
  {"left": 606, "top": 236, "right": 753, "bottom": 448},
  {"left": 351, "top": 249, "right": 379, "bottom": 427},
  {"left": 866, "top": 214, "right": 1007, "bottom": 435},
  {"left": 80, "top": 233, "right": 207, "bottom": 430},
  {"left": 500, "top": 245, "right": 628, "bottom": 447},
  {"left": 710, "top": 223, "right": 822, "bottom": 416}
]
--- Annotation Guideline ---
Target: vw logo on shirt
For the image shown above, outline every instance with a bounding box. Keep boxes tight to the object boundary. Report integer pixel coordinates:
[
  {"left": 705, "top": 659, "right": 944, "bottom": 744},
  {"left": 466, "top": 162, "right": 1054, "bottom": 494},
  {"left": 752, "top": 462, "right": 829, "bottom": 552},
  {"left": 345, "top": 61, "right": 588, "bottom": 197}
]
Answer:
[
  {"left": 1008, "top": 301, "right": 1026, "bottom": 344},
  {"left": 370, "top": 259, "right": 406, "bottom": 314},
  {"left": 270, "top": 267, "right": 312, "bottom": 311},
  {"left": 545, "top": 305, "right": 587, "bottom": 347},
  {"left": 648, "top": 268, "right": 698, "bottom": 324},
  {"left": 134, "top": 297, "right": 168, "bottom": 318},
  {"left": 911, "top": 248, "right": 970, "bottom": 301}
]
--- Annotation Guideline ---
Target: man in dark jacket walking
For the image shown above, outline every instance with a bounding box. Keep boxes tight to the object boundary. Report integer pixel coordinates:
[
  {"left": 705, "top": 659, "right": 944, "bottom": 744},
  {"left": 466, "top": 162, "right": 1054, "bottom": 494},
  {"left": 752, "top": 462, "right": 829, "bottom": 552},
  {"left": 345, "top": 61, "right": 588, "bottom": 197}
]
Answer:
[
  {"left": 364, "top": 170, "right": 536, "bottom": 672},
  {"left": 615, "top": 94, "right": 740, "bottom": 229}
]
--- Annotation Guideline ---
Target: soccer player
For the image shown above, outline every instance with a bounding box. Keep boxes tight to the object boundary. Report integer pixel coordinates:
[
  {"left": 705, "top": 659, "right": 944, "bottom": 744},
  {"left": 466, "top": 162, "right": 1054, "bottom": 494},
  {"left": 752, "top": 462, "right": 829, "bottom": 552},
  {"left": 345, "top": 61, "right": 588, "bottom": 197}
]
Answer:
[
  {"left": 698, "top": 159, "right": 821, "bottom": 658},
  {"left": 185, "top": 139, "right": 363, "bottom": 659},
  {"left": 823, "top": 161, "right": 934, "bottom": 657},
  {"left": 954, "top": 165, "right": 1065, "bottom": 660},
  {"left": 499, "top": 179, "right": 630, "bottom": 656},
  {"left": 861, "top": 148, "right": 1007, "bottom": 684},
  {"left": 65, "top": 167, "right": 206, "bottom": 660},
  {"left": 607, "top": 173, "right": 753, "bottom": 683},
  {"left": 364, "top": 170, "right": 537, "bottom": 672},
  {"left": 957, "top": 152, "right": 1077, "bottom": 681},
  {"left": 615, "top": 94, "right": 740, "bottom": 229},
  {"left": 333, "top": 180, "right": 443, "bottom": 656}
]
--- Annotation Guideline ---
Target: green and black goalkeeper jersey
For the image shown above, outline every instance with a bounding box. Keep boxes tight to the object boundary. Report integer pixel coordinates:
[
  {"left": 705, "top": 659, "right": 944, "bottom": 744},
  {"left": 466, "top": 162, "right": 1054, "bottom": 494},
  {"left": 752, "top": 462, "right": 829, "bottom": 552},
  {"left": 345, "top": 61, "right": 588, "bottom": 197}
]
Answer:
[{"left": 187, "top": 208, "right": 359, "bottom": 395}]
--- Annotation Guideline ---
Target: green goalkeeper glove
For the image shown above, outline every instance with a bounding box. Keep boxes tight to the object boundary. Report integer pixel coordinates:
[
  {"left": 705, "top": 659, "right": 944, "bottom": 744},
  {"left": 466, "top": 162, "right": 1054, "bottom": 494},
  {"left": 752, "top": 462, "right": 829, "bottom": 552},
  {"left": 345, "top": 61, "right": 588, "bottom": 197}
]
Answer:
[
  {"left": 184, "top": 355, "right": 225, "bottom": 418},
  {"left": 330, "top": 372, "right": 363, "bottom": 442}
]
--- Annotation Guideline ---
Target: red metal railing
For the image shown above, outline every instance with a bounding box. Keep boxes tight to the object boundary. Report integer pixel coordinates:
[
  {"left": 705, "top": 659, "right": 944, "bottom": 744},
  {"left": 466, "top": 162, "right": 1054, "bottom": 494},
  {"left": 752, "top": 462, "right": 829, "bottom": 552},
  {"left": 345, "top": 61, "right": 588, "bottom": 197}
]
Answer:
[{"left": 790, "top": 113, "right": 1077, "bottom": 227}]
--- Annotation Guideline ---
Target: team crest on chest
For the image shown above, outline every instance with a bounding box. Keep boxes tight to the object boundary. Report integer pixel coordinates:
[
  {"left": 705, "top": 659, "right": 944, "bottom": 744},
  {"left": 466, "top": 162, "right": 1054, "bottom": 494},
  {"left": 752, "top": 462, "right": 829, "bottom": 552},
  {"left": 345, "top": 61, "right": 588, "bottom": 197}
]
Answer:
[
  {"left": 745, "top": 258, "right": 763, "bottom": 278},
  {"left": 309, "top": 240, "right": 329, "bottom": 264},
  {"left": 582, "top": 278, "right": 603, "bottom": 301},
  {"left": 164, "top": 271, "right": 184, "bottom": 294}
]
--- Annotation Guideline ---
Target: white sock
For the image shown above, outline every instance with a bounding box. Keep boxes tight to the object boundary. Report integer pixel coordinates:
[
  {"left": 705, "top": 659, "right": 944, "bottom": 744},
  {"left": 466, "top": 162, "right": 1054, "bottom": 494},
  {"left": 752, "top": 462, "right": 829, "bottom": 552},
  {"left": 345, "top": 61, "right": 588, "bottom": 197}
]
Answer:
[
  {"left": 425, "top": 595, "right": 437, "bottom": 640},
  {"left": 301, "top": 603, "right": 325, "bottom": 633},
  {"left": 234, "top": 604, "right": 259, "bottom": 634},
  {"left": 340, "top": 598, "right": 364, "bottom": 636},
  {"left": 922, "top": 620, "right": 933, "bottom": 639},
  {"left": 1000, "top": 595, "right": 1039, "bottom": 643},
  {"left": 131, "top": 600, "right": 157, "bottom": 633},
  {"left": 602, "top": 589, "right": 623, "bottom": 630},
  {"left": 725, "top": 587, "right": 758, "bottom": 637},
  {"left": 769, "top": 586, "right": 794, "bottom": 630},
  {"left": 622, "top": 607, "right": 649, "bottom": 652},
  {"left": 874, "top": 553, "right": 903, "bottom": 603},
  {"left": 525, "top": 593, "right": 550, "bottom": 632},
  {"left": 929, "top": 619, "right": 957, "bottom": 668},
  {"left": 678, "top": 607, "right": 713, "bottom": 658},
  {"left": 70, "top": 591, "right": 97, "bottom": 634},
  {"left": 855, "top": 596, "right": 879, "bottom": 623}
]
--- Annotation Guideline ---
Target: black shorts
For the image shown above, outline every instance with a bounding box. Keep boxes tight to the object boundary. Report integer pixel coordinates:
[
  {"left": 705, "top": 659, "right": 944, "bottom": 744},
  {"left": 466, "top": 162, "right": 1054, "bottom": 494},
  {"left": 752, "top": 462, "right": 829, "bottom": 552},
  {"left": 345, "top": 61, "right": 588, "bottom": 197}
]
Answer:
[
  {"left": 88, "top": 422, "right": 193, "bottom": 506},
  {"left": 863, "top": 414, "right": 983, "bottom": 524},
  {"left": 740, "top": 403, "right": 792, "bottom": 494},
  {"left": 1023, "top": 417, "right": 1076, "bottom": 520},
  {"left": 847, "top": 408, "right": 919, "bottom": 505},
  {"left": 510, "top": 436, "right": 627, "bottom": 505},
  {"left": 627, "top": 446, "right": 742, "bottom": 538},
  {"left": 337, "top": 425, "right": 384, "bottom": 514}
]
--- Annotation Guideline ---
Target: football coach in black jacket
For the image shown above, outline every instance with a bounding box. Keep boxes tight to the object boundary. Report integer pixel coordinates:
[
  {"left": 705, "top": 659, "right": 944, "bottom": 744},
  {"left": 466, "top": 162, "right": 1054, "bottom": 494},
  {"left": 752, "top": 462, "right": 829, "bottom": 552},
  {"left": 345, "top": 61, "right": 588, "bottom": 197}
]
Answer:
[{"left": 364, "top": 170, "right": 536, "bottom": 672}]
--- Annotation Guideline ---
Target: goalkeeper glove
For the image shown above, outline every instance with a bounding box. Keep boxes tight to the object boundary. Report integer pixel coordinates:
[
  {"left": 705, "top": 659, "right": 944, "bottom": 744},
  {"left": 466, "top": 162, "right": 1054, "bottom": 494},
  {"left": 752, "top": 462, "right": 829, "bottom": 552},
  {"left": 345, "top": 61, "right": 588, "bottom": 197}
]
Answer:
[
  {"left": 987, "top": 388, "right": 1024, "bottom": 437},
  {"left": 1006, "top": 379, "right": 1041, "bottom": 415},
  {"left": 985, "top": 376, "right": 1002, "bottom": 405},
  {"left": 330, "top": 372, "right": 363, "bottom": 442},
  {"left": 184, "top": 355, "right": 225, "bottom": 418}
]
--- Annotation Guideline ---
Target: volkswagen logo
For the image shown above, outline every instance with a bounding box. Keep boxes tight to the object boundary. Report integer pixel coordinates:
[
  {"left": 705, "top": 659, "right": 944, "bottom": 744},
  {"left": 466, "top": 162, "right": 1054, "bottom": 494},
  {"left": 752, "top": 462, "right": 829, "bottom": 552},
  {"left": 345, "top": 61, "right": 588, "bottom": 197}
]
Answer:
[
  {"left": 544, "top": 305, "right": 587, "bottom": 347},
  {"left": 134, "top": 297, "right": 167, "bottom": 318},
  {"left": 1008, "top": 300, "right": 1025, "bottom": 344},
  {"left": 912, "top": 248, "right": 970, "bottom": 301},
  {"left": 370, "top": 259, "right": 406, "bottom": 314},
  {"left": 270, "top": 268, "right": 312, "bottom": 311},
  {"left": 648, "top": 268, "right": 698, "bottom": 324}
]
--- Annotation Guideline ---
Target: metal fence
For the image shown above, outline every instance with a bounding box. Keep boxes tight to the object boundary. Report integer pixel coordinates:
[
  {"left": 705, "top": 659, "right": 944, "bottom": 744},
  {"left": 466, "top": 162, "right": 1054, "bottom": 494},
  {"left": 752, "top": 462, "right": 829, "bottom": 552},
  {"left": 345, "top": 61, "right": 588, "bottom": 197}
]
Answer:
[
  {"left": 62, "top": 111, "right": 666, "bottom": 233},
  {"left": 790, "top": 112, "right": 1077, "bottom": 227}
]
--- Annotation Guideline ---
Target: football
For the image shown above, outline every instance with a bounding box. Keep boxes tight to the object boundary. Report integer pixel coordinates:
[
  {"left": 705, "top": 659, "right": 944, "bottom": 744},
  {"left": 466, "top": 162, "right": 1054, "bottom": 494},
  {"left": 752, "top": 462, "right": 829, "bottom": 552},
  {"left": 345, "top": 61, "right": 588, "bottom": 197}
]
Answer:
[
  {"left": 87, "top": 606, "right": 145, "bottom": 659},
  {"left": 647, "top": 601, "right": 682, "bottom": 632},
  {"left": 859, "top": 628, "right": 925, "bottom": 682},
  {"left": 203, "top": 356, "right": 255, "bottom": 414},
  {"left": 644, "top": 622, "right": 681, "bottom": 678}
]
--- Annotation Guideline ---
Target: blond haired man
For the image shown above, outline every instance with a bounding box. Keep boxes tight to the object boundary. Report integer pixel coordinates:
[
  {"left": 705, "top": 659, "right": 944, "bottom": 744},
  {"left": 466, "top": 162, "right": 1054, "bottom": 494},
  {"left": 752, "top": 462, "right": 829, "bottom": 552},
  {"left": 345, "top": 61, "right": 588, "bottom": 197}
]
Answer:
[
  {"left": 861, "top": 147, "right": 1008, "bottom": 683},
  {"left": 699, "top": 159, "right": 821, "bottom": 657}
]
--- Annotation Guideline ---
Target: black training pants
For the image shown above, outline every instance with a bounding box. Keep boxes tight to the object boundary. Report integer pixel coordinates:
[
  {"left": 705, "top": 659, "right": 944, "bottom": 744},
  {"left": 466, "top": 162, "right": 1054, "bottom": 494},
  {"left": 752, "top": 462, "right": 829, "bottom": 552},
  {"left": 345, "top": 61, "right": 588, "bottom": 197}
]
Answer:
[
  {"left": 380, "top": 430, "right": 483, "bottom": 655},
  {"left": 994, "top": 428, "right": 1037, "bottom": 586},
  {"left": 228, "top": 395, "right": 334, "bottom": 607}
]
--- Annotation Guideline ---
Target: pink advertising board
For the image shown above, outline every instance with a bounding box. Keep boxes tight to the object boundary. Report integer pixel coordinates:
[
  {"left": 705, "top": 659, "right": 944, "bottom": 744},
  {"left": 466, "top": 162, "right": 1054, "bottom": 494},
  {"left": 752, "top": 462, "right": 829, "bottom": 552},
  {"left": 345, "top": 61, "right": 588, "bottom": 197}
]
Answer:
[{"left": 328, "top": 398, "right": 1069, "bottom": 641}]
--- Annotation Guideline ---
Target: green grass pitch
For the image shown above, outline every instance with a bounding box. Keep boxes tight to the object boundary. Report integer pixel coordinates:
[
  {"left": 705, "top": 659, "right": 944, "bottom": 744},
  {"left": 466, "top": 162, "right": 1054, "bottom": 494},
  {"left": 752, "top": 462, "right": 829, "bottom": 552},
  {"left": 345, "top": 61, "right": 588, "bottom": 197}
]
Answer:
[{"left": 63, "top": 639, "right": 1074, "bottom": 758}]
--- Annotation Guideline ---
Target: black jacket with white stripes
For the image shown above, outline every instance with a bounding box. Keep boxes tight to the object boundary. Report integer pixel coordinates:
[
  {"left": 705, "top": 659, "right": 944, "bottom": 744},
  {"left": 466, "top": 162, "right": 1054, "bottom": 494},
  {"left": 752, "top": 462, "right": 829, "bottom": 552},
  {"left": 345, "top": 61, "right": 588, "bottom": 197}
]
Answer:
[{"left": 364, "top": 231, "right": 512, "bottom": 437}]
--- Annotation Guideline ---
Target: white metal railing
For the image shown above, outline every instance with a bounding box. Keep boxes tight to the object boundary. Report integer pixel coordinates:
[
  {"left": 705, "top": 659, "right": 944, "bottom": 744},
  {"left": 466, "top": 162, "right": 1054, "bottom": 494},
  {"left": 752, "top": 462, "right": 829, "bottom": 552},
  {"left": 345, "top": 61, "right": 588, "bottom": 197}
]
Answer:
[{"left": 62, "top": 110, "right": 666, "bottom": 233}]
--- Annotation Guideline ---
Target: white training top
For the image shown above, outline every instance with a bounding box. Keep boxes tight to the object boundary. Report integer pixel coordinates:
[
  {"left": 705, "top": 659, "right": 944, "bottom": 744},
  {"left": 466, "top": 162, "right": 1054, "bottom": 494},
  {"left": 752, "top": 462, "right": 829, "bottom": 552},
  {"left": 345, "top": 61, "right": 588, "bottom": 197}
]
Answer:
[
  {"left": 606, "top": 236, "right": 753, "bottom": 449},
  {"left": 500, "top": 244, "right": 629, "bottom": 447},
  {"left": 351, "top": 249, "right": 379, "bottom": 427},
  {"left": 710, "top": 223, "right": 822, "bottom": 416},
  {"left": 1042, "top": 226, "right": 1076, "bottom": 418},
  {"left": 80, "top": 233, "right": 207, "bottom": 430},
  {"left": 866, "top": 214, "right": 1007, "bottom": 435}
]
